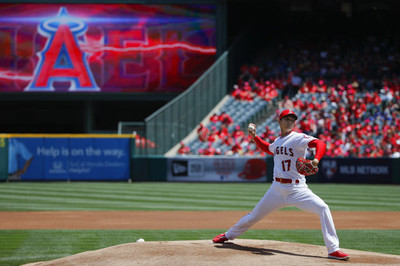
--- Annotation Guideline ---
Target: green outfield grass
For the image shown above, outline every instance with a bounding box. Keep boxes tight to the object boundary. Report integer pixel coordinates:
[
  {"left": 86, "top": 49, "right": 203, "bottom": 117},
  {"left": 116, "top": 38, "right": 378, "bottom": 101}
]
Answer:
[
  {"left": 0, "top": 182, "right": 399, "bottom": 211},
  {"left": 0, "top": 182, "right": 399, "bottom": 265}
]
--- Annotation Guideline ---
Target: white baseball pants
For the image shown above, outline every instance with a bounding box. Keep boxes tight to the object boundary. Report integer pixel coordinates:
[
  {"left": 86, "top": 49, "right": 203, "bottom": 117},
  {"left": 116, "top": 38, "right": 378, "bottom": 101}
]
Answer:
[{"left": 225, "top": 181, "right": 340, "bottom": 253}]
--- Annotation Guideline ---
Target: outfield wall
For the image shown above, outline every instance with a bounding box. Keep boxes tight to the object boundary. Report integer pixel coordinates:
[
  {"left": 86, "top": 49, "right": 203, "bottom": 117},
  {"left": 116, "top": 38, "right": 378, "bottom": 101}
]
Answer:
[
  {"left": 1, "top": 134, "right": 399, "bottom": 183},
  {"left": 131, "top": 156, "right": 400, "bottom": 184},
  {"left": 318, "top": 157, "right": 399, "bottom": 184},
  {"left": 131, "top": 156, "right": 270, "bottom": 183}
]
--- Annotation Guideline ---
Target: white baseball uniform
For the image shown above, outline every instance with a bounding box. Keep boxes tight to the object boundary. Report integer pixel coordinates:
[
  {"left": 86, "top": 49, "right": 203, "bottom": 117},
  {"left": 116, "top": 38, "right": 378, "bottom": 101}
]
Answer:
[{"left": 225, "top": 131, "right": 340, "bottom": 253}]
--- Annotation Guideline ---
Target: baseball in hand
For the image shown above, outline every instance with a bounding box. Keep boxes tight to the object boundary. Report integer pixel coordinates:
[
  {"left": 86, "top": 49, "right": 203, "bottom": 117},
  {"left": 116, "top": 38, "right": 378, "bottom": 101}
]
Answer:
[{"left": 248, "top": 123, "right": 256, "bottom": 135}]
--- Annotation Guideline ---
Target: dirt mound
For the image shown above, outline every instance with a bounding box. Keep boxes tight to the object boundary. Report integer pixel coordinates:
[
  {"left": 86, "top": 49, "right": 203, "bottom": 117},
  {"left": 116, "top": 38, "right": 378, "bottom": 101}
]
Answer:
[{"left": 24, "top": 239, "right": 400, "bottom": 266}]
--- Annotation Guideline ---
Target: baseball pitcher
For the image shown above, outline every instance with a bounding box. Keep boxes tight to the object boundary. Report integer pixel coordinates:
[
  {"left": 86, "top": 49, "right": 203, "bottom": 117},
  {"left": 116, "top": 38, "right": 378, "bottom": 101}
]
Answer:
[{"left": 212, "top": 109, "right": 349, "bottom": 261}]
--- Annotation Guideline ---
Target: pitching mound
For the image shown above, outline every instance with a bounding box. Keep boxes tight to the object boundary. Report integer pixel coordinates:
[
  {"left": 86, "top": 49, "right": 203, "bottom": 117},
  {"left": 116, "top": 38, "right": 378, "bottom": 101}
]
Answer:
[{"left": 24, "top": 239, "right": 400, "bottom": 266}]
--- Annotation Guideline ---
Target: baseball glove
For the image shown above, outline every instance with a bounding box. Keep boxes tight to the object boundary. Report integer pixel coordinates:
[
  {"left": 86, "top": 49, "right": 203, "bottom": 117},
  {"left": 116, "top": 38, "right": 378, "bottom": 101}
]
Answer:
[{"left": 296, "top": 157, "right": 319, "bottom": 176}]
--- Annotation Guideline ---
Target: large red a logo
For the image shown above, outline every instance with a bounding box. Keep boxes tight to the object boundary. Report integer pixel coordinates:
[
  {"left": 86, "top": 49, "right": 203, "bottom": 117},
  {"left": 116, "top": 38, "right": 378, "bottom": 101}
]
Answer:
[{"left": 25, "top": 7, "right": 99, "bottom": 91}]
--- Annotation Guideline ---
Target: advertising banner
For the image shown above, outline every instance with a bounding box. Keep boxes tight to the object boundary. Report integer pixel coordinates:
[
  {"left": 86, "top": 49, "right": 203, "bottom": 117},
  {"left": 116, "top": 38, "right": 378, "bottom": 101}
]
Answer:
[
  {"left": 0, "top": 4, "right": 216, "bottom": 93},
  {"left": 167, "top": 157, "right": 268, "bottom": 182},
  {"left": 319, "top": 158, "right": 393, "bottom": 183},
  {"left": 0, "top": 135, "right": 8, "bottom": 180},
  {"left": 8, "top": 136, "right": 130, "bottom": 181}
]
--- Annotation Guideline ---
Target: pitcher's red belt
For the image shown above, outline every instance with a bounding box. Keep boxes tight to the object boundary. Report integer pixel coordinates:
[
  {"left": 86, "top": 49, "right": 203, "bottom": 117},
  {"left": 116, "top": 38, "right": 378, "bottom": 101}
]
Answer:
[{"left": 274, "top": 177, "right": 299, "bottom": 184}]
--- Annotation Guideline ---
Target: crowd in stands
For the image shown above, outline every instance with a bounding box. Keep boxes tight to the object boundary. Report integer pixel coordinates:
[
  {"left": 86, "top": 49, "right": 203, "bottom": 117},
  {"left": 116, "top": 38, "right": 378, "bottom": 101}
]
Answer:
[
  {"left": 134, "top": 133, "right": 156, "bottom": 149},
  {"left": 178, "top": 36, "right": 400, "bottom": 158},
  {"left": 281, "top": 86, "right": 400, "bottom": 158}
]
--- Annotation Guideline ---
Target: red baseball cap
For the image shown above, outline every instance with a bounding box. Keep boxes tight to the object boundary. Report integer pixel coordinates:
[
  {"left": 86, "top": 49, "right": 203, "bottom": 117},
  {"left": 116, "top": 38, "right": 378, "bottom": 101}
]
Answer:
[{"left": 279, "top": 109, "right": 298, "bottom": 120}]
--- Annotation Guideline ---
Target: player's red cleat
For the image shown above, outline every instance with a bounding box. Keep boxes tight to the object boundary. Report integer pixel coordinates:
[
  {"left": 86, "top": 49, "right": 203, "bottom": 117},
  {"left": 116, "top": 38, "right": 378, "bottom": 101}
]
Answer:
[
  {"left": 212, "top": 233, "right": 228, "bottom": 243},
  {"left": 328, "top": 250, "right": 350, "bottom": 260}
]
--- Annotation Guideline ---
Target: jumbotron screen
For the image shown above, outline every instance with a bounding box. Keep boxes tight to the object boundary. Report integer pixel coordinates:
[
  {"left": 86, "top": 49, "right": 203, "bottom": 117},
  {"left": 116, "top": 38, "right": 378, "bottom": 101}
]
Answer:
[{"left": 0, "top": 4, "right": 216, "bottom": 92}]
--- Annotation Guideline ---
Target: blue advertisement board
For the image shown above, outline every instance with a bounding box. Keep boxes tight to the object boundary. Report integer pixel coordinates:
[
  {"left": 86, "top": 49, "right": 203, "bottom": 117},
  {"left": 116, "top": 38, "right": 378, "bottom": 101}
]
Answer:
[{"left": 8, "top": 137, "right": 130, "bottom": 181}]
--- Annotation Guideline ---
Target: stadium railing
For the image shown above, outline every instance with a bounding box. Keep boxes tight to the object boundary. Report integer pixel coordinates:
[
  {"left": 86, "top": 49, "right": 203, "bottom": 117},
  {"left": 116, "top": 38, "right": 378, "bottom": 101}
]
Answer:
[{"left": 144, "top": 51, "right": 228, "bottom": 155}]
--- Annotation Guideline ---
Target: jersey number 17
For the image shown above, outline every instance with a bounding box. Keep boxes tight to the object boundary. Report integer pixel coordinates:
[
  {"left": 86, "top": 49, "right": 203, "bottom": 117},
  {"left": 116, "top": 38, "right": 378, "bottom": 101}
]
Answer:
[{"left": 281, "top": 160, "right": 291, "bottom": 171}]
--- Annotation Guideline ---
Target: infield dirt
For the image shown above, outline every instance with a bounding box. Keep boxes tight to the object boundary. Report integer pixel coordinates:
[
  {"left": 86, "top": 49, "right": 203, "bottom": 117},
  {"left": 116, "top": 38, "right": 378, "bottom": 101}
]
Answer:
[
  {"left": 1, "top": 210, "right": 399, "bottom": 229},
  {"left": 2, "top": 211, "right": 399, "bottom": 265}
]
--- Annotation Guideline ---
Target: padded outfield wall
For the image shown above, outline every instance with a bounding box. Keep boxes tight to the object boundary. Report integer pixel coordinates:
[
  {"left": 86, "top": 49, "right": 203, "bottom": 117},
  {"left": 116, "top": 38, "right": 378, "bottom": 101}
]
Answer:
[
  {"left": 1, "top": 134, "right": 399, "bottom": 183},
  {"left": 131, "top": 156, "right": 400, "bottom": 184}
]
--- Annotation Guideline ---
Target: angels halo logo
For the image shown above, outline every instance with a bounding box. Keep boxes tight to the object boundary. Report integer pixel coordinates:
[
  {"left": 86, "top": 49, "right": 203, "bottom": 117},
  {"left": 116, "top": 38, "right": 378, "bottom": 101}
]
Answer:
[{"left": 24, "top": 7, "right": 99, "bottom": 91}]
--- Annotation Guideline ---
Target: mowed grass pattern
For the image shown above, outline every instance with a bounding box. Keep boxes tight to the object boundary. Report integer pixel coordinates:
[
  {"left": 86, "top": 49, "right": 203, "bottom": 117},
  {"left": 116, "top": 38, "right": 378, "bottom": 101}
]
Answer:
[{"left": 0, "top": 182, "right": 399, "bottom": 211}]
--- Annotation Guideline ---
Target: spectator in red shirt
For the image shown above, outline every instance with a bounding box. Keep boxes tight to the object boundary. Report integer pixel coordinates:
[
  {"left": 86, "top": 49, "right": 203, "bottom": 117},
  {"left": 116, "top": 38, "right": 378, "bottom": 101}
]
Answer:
[
  {"left": 219, "top": 112, "right": 233, "bottom": 126},
  {"left": 203, "top": 142, "right": 216, "bottom": 156},
  {"left": 197, "top": 123, "right": 209, "bottom": 142},
  {"left": 209, "top": 113, "right": 219, "bottom": 123},
  {"left": 232, "top": 125, "right": 245, "bottom": 141},
  {"left": 207, "top": 126, "right": 219, "bottom": 143},
  {"left": 177, "top": 142, "right": 191, "bottom": 155},
  {"left": 231, "top": 141, "right": 244, "bottom": 155},
  {"left": 218, "top": 124, "right": 229, "bottom": 139},
  {"left": 373, "top": 92, "right": 382, "bottom": 106},
  {"left": 222, "top": 135, "right": 233, "bottom": 147}
]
